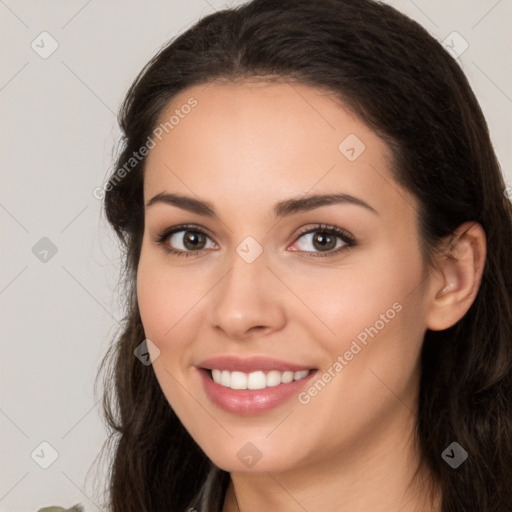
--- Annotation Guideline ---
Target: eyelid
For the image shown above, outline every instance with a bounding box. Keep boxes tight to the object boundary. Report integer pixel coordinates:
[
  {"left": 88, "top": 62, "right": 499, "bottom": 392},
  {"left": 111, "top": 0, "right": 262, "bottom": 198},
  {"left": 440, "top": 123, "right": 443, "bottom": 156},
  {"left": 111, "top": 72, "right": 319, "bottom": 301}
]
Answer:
[
  {"left": 154, "top": 223, "right": 213, "bottom": 240},
  {"left": 293, "top": 223, "right": 355, "bottom": 244}
]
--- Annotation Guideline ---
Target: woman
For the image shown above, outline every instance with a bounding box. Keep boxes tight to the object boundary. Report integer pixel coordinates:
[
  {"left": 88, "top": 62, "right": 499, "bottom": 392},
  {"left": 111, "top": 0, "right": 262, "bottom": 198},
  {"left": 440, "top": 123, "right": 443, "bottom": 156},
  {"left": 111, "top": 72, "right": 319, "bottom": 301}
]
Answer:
[{"left": 93, "top": 0, "right": 512, "bottom": 510}]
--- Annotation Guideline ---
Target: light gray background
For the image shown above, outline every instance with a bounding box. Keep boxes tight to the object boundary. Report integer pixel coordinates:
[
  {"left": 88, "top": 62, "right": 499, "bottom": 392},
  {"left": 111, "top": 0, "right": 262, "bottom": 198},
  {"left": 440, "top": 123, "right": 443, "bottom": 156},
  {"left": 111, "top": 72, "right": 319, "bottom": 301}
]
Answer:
[{"left": 1, "top": 0, "right": 511, "bottom": 510}]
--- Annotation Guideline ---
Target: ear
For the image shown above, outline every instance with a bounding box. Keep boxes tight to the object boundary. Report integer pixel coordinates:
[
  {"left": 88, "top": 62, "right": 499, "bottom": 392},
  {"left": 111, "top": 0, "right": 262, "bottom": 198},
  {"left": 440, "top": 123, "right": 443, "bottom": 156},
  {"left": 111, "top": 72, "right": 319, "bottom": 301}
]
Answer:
[{"left": 426, "top": 221, "right": 487, "bottom": 331}]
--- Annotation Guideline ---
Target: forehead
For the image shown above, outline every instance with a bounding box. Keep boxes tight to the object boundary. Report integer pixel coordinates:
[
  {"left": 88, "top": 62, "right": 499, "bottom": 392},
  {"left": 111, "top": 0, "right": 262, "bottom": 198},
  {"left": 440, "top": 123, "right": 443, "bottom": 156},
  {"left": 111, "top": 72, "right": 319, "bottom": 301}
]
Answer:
[{"left": 143, "top": 81, "right": 411, "bottom": 220}]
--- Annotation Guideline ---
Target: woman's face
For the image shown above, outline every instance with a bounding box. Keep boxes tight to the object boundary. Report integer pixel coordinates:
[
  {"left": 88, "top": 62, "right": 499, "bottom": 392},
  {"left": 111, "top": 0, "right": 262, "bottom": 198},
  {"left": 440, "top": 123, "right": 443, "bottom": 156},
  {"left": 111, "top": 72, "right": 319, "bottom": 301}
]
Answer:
[{"left": 137, "top": 81, "right": 434, "bottom": 473}]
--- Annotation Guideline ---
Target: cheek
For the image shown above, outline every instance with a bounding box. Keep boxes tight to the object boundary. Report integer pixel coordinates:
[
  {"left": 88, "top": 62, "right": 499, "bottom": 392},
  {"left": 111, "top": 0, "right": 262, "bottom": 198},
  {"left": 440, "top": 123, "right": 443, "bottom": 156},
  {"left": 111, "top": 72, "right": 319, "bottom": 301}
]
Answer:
[
  {"left": 322, "top": 252, "right": 426, "bottom": 398},
  {"left": 136, "top": 257, "right": 199, "bottom": 404},
  {"left": 136, "top": 262, "right": 169, "bottom": 340},
  {"left": 292, "top": 269, "right": 425, "bottom": 450},
  {"left": 296, "top": 244, "right": 427, "bottom": 410},
  {"left": 294, "top": 247, "right": 422, "bottom": 345},
  {"left": 136, "top": 251, "right": 203, "bottom": 342}
]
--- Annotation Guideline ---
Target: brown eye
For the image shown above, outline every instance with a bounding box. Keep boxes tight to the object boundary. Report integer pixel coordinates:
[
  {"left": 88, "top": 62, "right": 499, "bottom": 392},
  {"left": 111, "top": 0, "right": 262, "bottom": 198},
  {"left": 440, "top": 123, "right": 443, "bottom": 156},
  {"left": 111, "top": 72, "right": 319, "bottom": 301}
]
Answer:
[
  {"left": 291, "top": 224, "right": 356, "bottom": 257},
  {"left": 155, "top": 225, "right": 216, "bottom": 256},
  {"left": 179, "top": 231, "right": 208, "bottom": 250},
  {"left": 311, "top": 231, "right": 338, "bottom": 251}
]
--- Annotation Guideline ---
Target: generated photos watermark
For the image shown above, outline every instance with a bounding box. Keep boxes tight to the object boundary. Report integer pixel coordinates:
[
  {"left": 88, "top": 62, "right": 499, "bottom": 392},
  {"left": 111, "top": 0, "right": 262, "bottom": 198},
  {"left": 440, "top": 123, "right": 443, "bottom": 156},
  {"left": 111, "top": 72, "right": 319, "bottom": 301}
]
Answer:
[
  {"left": 93, "top": 96, "right": 198, "bottom": 200},
  {"left": 298, "top": 301, "right": 403, "bottom": 405}
]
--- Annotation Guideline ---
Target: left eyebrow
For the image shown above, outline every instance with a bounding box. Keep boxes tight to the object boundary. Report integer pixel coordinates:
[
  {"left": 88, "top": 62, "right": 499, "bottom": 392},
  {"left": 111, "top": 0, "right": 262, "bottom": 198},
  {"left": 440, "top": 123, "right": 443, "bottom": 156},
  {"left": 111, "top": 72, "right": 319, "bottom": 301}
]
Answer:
[
  {"left": 145, "top": 192, "right": 379, "bottom": 217},
  {"left": 273, "top": 193, "right": 379, "bottom": 218}
]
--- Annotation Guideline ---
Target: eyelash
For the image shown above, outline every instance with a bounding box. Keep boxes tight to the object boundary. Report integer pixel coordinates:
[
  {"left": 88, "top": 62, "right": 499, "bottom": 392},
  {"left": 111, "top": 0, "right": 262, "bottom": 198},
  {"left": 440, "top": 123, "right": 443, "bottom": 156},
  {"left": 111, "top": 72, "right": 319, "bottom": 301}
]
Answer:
[{"left": 153, "top": 223, "right": 356, "bottom": 259}]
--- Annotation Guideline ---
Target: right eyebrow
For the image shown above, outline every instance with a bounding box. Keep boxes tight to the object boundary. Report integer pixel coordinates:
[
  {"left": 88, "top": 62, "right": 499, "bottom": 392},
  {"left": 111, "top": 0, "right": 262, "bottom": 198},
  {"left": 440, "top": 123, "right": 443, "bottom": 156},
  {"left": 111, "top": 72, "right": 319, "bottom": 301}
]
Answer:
[{"left": 146, "top": 192, "right": 215, "bottom": 216}]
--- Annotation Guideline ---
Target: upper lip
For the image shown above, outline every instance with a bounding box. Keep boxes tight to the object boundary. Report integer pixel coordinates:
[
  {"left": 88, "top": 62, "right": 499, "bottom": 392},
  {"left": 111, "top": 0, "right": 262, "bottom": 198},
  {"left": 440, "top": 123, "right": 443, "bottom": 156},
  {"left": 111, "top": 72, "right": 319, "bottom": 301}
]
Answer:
[{"left": 197, "top": 355, "right": 316, "bottom": 373}]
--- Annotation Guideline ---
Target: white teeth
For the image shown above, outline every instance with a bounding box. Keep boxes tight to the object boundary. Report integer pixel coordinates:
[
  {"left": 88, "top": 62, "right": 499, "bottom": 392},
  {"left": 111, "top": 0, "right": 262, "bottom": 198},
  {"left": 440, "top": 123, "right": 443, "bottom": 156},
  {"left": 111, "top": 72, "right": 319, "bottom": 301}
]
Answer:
[
  {"left": 247, "top": 371, "right": 267, "bottom": 390},
  {"left": 212, "top": 369, "right": 221, "bottom": 382},
  {"left": 210, "top": 368, "right": 312, "bottom": 390},
  {"left": 221, "top": 370, "right": 231, "bottom": 387},
  {"left": 294, "top": 370, "right": 309, "bottom": 381},
  {"left": 282, "top": 371, "right": 295, "bottom": 383},
  {"left": 230, "top": 371, "right": 247, "bottom": 389},
  {"left": 266, "top": 370, "right": 282, "bottom": 387}
]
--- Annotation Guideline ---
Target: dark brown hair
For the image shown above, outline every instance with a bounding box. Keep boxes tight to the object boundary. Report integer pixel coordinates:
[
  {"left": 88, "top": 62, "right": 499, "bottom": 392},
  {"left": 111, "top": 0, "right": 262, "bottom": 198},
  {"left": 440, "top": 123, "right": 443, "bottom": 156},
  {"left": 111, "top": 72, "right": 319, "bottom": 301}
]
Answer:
[{"left": 94, "top": 0, "right": 512, "bottom": 510}]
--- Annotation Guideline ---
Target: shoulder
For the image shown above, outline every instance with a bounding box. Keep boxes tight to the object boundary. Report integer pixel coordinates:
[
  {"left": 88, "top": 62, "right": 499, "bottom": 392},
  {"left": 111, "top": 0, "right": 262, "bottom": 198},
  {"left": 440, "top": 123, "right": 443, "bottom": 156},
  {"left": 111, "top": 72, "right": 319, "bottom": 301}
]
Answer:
[{"left": 37, "top": 506, "right": 84, "bottom": 512}]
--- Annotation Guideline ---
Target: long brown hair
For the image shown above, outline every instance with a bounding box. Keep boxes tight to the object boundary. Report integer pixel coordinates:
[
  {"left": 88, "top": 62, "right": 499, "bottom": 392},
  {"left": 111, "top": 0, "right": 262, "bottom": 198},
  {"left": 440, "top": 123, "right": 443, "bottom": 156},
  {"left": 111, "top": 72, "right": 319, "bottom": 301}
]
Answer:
[{"left": 94, "top": 0, "right": 512, "bottom": 510}]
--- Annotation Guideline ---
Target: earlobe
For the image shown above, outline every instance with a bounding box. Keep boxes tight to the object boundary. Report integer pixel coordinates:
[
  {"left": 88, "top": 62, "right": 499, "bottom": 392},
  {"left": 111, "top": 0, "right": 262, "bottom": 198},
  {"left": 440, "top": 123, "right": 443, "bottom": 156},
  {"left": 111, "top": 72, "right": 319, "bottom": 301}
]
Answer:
[{"left": 426, "top": 221, "right": 487, "bottom": 331}]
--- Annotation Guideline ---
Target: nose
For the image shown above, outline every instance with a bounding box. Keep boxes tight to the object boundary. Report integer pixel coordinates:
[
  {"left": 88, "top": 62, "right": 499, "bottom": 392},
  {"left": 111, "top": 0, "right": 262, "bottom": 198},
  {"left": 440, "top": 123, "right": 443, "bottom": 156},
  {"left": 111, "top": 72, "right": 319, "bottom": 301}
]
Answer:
[{"left": 207, "top": 250, "right": 287, "bottom": 341}]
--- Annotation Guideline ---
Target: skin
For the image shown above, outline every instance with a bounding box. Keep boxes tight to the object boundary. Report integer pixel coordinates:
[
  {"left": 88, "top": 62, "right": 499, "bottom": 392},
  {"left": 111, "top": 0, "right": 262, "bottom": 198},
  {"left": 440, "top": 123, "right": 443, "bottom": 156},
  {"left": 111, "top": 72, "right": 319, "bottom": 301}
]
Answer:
[{"left": 136, "top": 80, "right": 486, "bottom": 512}]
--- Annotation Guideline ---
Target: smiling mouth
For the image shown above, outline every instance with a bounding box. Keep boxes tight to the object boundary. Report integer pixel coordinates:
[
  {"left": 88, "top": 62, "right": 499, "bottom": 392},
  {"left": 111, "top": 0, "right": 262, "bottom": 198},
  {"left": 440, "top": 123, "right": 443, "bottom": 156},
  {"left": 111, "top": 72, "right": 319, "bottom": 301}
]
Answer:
[{"left": 206, "top": 368, "right": 314, "bottom": 390}]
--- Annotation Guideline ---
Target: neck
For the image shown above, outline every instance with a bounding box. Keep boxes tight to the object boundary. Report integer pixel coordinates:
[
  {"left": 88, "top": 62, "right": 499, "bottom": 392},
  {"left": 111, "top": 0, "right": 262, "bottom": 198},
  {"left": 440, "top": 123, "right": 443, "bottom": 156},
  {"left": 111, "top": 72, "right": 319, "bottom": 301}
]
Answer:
[{"left": 222, "top": 408, "right": 441, "bottom": 512}]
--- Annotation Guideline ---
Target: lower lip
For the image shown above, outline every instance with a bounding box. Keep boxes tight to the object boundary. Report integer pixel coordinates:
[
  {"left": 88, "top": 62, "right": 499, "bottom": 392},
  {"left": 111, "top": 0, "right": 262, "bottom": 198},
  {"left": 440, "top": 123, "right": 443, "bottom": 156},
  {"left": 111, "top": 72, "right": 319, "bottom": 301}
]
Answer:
[{"left": 197, "top": 368, "right": 317, "bottom": 415}]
